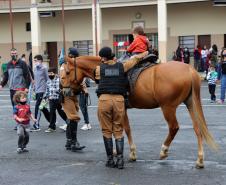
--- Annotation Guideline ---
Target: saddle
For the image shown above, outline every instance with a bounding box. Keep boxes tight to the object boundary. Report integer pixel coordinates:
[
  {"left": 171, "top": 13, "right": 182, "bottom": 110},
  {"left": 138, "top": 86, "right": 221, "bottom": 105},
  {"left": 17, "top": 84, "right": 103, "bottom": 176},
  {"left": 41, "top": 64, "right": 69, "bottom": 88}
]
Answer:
[{"left": 127, "top": 54, "right": 158, "bottom": 95}]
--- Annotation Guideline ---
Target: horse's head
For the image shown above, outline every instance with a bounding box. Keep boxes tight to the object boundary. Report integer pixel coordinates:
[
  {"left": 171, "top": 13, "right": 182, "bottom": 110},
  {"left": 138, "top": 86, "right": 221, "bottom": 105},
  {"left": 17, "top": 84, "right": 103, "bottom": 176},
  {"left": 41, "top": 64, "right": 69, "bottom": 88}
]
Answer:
[
  {"left": 60, "top": 56, "right": 101, "bottom": 92},
  {"left": 76, "top": 56, "right": 101, "bottom": 82}
]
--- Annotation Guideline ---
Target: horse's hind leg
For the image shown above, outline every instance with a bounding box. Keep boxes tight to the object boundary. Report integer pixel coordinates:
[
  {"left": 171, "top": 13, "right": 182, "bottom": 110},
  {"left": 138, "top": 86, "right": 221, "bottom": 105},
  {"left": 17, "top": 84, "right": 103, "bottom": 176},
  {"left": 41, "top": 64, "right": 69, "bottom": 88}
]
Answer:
[
  {"left": 185, "top": 101, "right": 204, "bottom": 168},
  {"left": 124, "top": 110, "right": 137, "bottom": 161},
  {"left": 160, "top": 106, "right": 179, "bottom": 160}
]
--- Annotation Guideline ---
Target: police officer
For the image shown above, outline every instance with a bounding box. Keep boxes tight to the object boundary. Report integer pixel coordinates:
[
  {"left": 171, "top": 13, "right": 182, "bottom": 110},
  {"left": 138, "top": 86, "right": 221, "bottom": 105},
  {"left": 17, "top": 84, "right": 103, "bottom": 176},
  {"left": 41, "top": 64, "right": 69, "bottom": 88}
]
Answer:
[
  {"left": 60, "top": 47, "right": 85, "bottom": 151},
  {"left": 95, "top": 47, "right": 148, "bottom": 169}
]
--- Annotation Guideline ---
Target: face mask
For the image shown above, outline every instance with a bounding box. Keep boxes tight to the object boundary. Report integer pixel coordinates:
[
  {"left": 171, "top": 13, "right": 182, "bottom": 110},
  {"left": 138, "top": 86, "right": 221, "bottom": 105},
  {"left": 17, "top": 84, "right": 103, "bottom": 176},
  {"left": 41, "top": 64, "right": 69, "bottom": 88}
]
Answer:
[
  {"left": 223, "top": 54, "right": 226, "bottom": 57},
  {"left": 35, "top": 62, "right": 42, "bottom": 68},
  {"left": 20, "top": 101, "right": 26, "bottom": 105},
  {"left": 49, "top": 75, "right": 55, "bottom": 80},
  {"left": 11, "top": 55, "right": 17, "bottom": 61}
]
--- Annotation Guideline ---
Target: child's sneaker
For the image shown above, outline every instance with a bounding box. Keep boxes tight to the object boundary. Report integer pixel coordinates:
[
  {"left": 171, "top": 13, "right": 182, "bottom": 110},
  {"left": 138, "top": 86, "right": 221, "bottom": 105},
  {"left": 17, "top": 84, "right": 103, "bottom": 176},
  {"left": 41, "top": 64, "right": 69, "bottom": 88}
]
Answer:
[
  {"left": 45, "top": 128, "right": 56, "bottom": 133},
  {"left": 31, "top": 124, "right": 41, "bottom": 132},
  {"left": 217, "top": 99, "right": 224, "bottom": 104},
  {"left": 22, "top": 148, "right": 29, "bottom": 153},
  {"left": 17, "top": 148, "right": 23, "bottom": 154},
  {"left": 80, "top": 124, "right": 89, "bottom": 131},
  {"left": 59, "top": 124, "right": 67, "bottom": 131},
  {"left": 87, "top": 123, "right": 92, "bottom": 130}
]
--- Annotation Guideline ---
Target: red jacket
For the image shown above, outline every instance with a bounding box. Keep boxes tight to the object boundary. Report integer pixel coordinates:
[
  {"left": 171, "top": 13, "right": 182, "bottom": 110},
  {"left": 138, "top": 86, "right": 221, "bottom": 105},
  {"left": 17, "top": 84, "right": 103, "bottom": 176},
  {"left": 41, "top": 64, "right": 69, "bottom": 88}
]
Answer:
[
  {"left": 127, "top": 35, "right": 148, "bottom": 53},
  {"left": 13, "top": 104, "right": 31, "bottom": 125}
]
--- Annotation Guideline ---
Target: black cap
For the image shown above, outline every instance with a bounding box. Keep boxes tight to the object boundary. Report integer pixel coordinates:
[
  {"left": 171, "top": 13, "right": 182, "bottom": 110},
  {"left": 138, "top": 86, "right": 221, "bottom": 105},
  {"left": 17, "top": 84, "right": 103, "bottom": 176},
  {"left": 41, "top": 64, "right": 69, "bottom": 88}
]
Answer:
[
  {"left": 99, "top": 47, "right": 115, "bottom": 60},
  {"left": 68, "top": 47, "right": 79, "bottom": 57}
]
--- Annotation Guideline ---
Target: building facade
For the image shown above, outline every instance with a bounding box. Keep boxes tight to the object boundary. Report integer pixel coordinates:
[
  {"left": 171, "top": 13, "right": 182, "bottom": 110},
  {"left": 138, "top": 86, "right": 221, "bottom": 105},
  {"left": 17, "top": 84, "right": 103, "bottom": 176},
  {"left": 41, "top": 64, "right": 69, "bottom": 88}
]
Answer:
[{"left": 0, "top": 0, "right": 226, "bottom": 71}]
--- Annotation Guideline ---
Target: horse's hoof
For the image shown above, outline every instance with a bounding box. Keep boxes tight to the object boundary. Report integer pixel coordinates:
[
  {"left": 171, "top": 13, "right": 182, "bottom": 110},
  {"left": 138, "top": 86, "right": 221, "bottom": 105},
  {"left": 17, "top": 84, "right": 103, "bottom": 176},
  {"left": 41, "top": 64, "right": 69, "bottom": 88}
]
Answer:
[
  {"left": 129, "top": 144, "right": 137, "bottom": 162},
  {"left": 195, "top": 161, "right": 204, "bottom": 169},
  {"left": 159, "top": 151, "right": 168, "bottom": 160},
  {"left": 160, "top": 144, "right": 169, "bottom": 160},
  {"left": 129, "top": 153, "right": 137, "bottom": 162}
]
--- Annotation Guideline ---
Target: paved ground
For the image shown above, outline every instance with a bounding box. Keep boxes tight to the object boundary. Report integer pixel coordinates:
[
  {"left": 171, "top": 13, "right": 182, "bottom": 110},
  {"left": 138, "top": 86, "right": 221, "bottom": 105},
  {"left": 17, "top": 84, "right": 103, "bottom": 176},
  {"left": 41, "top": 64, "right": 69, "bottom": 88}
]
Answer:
[{"left": 0, "top": 81, "right": 226, "bottom": 185}]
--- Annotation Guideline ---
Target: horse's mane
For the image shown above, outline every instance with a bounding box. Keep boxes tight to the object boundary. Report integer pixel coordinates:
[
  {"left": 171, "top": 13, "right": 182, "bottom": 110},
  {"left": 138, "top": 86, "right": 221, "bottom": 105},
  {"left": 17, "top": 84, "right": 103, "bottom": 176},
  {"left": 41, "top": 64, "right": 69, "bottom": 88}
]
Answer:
[{"left": 75, "top": 56, "right": 101, "bottom": 69}]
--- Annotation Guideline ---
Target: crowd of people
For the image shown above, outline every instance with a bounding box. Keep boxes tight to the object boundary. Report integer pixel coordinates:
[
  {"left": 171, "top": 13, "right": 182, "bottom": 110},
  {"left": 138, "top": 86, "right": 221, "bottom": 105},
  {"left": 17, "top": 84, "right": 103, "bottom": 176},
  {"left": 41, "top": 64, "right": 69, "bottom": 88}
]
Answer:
[
  {"left": 0, "top": 25, "right": 226, "bottom": 170},
  {"left": 0, "top": 27, "right": 149, "bottom": 170},
  {"left": 173, "top": 44, "right": 226, "bottom": 104},
  {"left": 0, "top": 48, "right": 91, "bottom": 153}
]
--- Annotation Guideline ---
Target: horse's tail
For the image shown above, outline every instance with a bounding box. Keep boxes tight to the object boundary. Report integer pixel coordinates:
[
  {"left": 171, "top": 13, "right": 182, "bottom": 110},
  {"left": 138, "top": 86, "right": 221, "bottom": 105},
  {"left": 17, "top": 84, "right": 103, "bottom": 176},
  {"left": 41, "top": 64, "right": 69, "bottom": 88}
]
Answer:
[{"left": 190, "top": 67, "right": 218, "bottom": 151}]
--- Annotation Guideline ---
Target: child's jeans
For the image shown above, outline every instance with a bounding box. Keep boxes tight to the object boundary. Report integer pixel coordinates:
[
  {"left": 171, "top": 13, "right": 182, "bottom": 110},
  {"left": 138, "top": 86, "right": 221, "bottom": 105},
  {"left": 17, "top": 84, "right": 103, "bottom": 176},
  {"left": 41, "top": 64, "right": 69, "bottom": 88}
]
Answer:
[
  {"left": 49, "top": 99, "right": 67, "bottom": 130},
  {"left": 17, "top": 124, "right": 30, "bottom": 149},
  {"left": 208, "top": 84, "right": 216, "bottom": 101}
]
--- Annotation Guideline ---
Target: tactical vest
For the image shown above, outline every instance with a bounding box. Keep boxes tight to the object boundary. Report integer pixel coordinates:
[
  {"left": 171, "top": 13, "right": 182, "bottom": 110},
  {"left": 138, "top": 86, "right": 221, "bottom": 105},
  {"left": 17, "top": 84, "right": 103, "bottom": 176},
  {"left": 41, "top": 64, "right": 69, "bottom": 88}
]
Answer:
[
  {"left": 222, "top": 61, "right": 226, "bottom": 75},
  {"left": 96, "top": 62, "right": 128, "bottom": 96}
]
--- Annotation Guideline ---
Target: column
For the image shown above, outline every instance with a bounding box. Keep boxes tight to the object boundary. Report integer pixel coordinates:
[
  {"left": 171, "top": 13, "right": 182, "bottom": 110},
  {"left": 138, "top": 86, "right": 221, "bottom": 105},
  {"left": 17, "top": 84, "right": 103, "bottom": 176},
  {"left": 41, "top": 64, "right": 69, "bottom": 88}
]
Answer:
[
  {"left": 92, "top": 0, "right": 102, "bottom": 56},
  {"left": 157, "top": 0, "right": 167, "bottom": 62},
  {"left": 30, "top": 0, "right": 42, "bottom": 61}
]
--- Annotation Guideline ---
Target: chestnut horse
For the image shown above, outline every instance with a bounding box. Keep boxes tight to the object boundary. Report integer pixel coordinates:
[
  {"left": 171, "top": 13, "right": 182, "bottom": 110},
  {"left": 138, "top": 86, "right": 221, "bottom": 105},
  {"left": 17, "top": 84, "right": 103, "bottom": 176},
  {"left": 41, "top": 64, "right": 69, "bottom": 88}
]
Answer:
[{"left": 62, "top": 56, "right": 218, "bottom": 168}]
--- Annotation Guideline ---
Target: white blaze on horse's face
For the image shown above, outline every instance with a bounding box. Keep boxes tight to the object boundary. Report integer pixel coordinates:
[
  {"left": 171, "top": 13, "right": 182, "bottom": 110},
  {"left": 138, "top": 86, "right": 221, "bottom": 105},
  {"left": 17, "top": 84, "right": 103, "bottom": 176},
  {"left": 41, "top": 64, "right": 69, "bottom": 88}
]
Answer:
[{"left": 60, "top": 64, "right": 71, "bottom": 87}]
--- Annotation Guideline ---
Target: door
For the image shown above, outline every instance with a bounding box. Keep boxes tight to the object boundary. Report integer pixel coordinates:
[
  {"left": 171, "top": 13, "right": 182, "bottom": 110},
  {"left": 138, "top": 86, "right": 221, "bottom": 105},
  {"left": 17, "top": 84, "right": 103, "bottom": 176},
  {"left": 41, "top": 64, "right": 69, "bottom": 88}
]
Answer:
[
  {"left": 198, "top": 35, "right": 211, "bottom": 49},
  {"left": 47, "top": 42, "right": 58, "bottom": 73}
]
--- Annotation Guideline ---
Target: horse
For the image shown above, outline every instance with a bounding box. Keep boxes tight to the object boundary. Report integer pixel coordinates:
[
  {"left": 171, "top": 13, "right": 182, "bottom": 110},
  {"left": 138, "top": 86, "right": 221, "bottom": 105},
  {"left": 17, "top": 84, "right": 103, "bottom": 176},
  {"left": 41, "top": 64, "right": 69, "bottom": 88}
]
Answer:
[{"left": 61, "top": 56, "right": 218, "bottom": 168}]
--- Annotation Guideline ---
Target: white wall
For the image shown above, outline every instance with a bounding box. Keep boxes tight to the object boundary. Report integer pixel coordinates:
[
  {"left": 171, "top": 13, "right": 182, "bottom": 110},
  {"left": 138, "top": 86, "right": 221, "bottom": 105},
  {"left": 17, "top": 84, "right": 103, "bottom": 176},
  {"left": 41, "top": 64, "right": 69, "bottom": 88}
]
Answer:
[{"left": 0, "top": 1, "right": 226, "bottom": 61}]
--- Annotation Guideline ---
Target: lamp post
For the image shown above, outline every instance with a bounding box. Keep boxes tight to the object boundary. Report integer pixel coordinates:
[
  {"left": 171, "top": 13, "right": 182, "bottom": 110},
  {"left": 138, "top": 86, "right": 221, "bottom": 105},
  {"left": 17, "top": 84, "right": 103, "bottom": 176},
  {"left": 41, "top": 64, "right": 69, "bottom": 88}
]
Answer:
[
  {"left": 93, "top": 0, "right": 98, "bottom": 55},
  {"left": 9, "top": 0, "right": 14, "bottom": 49},
  {"left": 61, "top": 0, "right": 66, "bottom": 55}
]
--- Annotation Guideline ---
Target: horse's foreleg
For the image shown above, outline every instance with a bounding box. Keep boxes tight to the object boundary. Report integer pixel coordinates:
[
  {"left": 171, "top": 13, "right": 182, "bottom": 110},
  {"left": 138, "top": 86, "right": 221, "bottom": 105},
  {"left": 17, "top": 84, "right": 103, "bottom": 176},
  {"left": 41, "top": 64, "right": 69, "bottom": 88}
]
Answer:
[
  {"left": 124, "top": 110, "right": 137, "bottom": 161},
  {"left": 160, "top": 107, "right": 179, "bottom": 160},
  {"left": 187, "top": 107, "right": 204, "bottom": 168}
]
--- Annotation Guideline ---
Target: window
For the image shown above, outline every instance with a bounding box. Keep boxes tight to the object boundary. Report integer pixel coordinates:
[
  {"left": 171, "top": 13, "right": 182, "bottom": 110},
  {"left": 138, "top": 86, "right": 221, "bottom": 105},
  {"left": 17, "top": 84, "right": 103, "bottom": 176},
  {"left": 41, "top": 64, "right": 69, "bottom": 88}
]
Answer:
[
  {"left": 26, "top": 23, "right": 31, "bottom": 32},
  {"left": 26, "top": 42, "right": 32, "bottom": 51},
  {"left": 146, "top": 33, "right": 158, "bottom": 50},
  {"left": 113, "top": 34, "right": 129, "bottom": 58},
  {"left": 179, "top": 35, "right": 195, "bottom": 56},
  {"left": 73, "top": 40, "right": 93, "bottom": 56}
]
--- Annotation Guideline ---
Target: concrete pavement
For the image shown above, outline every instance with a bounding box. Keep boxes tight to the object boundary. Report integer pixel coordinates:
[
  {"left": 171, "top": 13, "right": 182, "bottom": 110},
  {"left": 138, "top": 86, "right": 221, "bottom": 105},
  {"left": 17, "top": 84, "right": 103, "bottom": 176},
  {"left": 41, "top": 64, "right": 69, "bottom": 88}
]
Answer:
[{"left": 0, "top": 82, "right": 226, "bottom": 185}]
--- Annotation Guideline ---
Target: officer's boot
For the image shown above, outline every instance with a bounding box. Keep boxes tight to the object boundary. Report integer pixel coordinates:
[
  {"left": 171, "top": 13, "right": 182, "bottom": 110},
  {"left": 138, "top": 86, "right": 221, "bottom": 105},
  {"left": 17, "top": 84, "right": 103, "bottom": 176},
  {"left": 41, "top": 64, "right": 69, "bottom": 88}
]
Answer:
[
  {"left": 65, "top": 122, "right": 72, "bottom": 150},
  {"left": 70, "top": 120, "right": 85, "bottom": 152},
  {"left": 115, "top": 137, "right": 124, "bottom": 169},
  {"left": 103, "top": 137, "right": 115, "bottom": 168}
]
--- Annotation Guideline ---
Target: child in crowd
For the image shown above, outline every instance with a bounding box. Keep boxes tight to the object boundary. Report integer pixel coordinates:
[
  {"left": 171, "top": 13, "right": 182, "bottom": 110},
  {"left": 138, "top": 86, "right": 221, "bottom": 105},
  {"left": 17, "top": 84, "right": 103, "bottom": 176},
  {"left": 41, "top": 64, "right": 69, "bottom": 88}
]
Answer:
[
  {"left": 13, "top": 91, "right": 36, "bottom": 153},
  {"left": 127, "top": 26, "right": 149, "bottom": 55},
  {"left": 44, "top": 68, "right": 67, "bottom": 133},
  {"left": 207, "top": 65, "right": 218, "bottom": 103}
]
